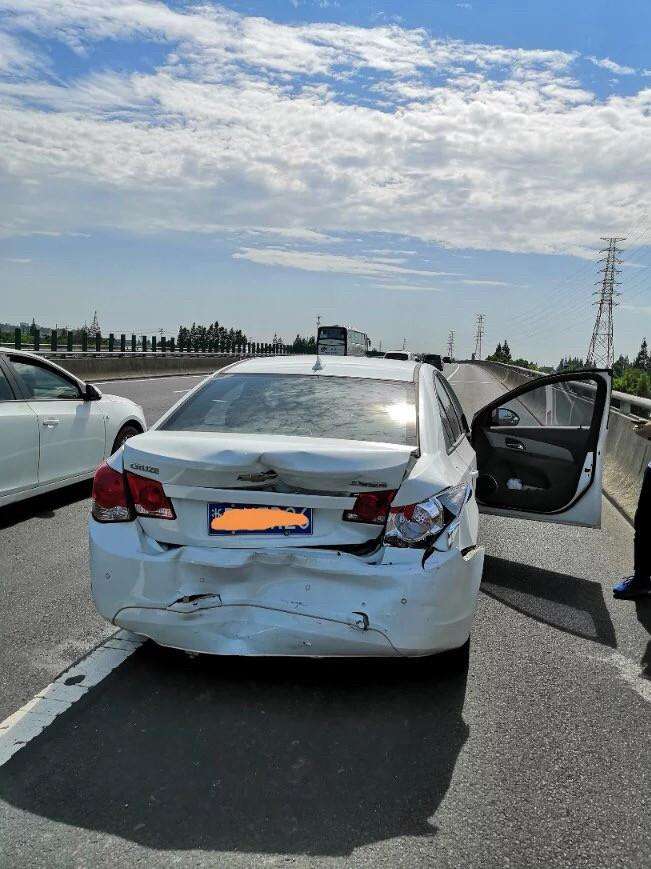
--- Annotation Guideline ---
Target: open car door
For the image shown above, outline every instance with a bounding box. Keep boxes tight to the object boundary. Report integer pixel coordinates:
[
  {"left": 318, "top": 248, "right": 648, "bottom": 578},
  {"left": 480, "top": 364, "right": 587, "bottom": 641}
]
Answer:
[{"left": 471, "top": 370, "right": 611, "bottom": 528}]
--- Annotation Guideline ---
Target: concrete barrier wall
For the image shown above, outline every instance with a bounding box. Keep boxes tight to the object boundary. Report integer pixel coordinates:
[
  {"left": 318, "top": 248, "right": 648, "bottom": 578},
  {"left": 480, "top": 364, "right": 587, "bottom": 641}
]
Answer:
[
  {"left": 57, "top": 353, "right": 244, "bottom": 382},
  {"left": 471, "top": 361, "right": 649, "bottom": 524}
]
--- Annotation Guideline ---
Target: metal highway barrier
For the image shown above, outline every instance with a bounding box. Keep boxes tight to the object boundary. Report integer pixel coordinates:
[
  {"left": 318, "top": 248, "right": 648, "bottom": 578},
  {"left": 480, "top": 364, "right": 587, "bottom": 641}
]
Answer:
[
  {"left": 0, "top": 338, "right": 288, "bottom": 381},
  {"left": 471, "top": 360, "right": 651, "bottom": 523}
]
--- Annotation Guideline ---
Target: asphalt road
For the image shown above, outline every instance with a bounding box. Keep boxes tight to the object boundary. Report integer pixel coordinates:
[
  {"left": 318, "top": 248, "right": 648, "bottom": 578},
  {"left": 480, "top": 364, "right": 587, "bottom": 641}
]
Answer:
[{"left": 0, "top": 364, "right": 648, "bottom": 868}]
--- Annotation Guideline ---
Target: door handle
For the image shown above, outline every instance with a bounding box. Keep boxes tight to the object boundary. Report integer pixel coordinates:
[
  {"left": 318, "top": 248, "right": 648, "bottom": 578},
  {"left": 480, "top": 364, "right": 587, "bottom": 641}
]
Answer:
[
  {"left": 42, "top": 418, "right": 60, "bottom": 427},
  {"left": 505, "top": 437, "right": 525, "bottom": 451}
]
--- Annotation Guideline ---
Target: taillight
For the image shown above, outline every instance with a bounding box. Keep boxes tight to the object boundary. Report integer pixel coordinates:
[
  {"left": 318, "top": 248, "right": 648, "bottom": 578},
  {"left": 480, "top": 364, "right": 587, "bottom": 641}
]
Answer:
[
  {"left": 343, "top": 490, "right": 396, "bottom": 525},
  {"left": 92, "top": 462, "right": 134, "bottom": 523},
  {"left": 126, "top": 472, "right": 176, "bottom": 520},
  {"left": 384, "top": 483, "right": 472, "bottom": 549}
]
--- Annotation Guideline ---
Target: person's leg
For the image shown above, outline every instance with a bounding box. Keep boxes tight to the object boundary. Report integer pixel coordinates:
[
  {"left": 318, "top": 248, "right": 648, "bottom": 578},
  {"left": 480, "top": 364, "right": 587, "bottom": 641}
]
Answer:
[
  {"left": 614, "top": 464, "right": 651, "bottom": 598},
  {"left": 633, "top": 465, "right": 651, "bottom": 578}
]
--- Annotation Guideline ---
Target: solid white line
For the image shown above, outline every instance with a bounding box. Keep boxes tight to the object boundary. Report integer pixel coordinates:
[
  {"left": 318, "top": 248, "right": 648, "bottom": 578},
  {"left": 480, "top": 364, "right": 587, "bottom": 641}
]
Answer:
[
  {"left": 0, "top": 630, "right": 144, "bottom": 767},
  {"left": 447, "top": 364, "right": 460, "bottom": 381},
  {"left": 94, "top": 375, "right": 205, "bottom": 385},
  {"left": 173, "top": 389, "right": 189, "bottom": 393}
]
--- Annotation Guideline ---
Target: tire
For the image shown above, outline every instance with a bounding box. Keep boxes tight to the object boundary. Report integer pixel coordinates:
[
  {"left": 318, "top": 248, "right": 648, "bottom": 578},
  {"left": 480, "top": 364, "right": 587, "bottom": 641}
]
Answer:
[{"left": 111, "top": 423, "right": 142, "bottom": 454}]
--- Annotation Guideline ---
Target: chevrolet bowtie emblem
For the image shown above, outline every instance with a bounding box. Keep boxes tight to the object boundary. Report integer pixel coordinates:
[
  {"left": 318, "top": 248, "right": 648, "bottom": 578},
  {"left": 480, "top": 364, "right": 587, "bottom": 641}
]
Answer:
[{"left": 237, "top": 470, "right": 278, "bottom": 483}]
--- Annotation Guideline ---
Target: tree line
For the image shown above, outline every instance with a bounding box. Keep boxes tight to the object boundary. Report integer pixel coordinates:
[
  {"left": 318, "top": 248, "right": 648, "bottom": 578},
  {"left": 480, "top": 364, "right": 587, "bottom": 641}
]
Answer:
[{"left": 486, "top": 337, "right": 651, "bottom": 397}]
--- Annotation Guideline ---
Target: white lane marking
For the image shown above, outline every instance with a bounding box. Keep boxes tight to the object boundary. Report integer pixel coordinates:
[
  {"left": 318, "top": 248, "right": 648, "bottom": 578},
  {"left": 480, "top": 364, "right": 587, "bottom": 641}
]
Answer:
[
  {"left": 173, "top": 389, "right": 189, "bottom": 393},
  {"left": 600, "top": 651, "right": 651, "bottom": 704},
  {"left": 93, "top": 375, "right": 204, "bottom": 385},
  {"left": 0, "top": 630, "right": 144, "bottom": 767},
  {"left": 447, "top": 364, "right": 460, "bottom": 381}
]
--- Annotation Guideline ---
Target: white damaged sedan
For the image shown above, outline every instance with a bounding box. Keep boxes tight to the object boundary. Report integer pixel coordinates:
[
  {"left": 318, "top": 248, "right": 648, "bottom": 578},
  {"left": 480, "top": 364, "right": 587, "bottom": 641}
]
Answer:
[{"left": 89, "top": 355, "right": 610, "bottom": 667}]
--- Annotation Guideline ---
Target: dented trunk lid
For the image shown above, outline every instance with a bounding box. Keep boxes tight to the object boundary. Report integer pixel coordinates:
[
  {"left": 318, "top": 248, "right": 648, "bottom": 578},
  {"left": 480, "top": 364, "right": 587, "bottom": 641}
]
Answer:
[{"left": 122, "top": 431, "right": 415, "bottom": 548}]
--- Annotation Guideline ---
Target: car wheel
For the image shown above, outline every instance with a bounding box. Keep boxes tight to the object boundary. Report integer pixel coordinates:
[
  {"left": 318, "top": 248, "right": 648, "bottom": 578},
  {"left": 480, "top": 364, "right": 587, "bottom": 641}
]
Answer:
[{"left": 111, "top": 423, "right": 142, "bottom": 454}]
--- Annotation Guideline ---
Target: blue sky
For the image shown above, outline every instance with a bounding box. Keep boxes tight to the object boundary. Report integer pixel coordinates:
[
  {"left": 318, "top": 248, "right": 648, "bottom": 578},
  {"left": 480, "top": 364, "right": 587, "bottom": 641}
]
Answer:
[{"left": 1, "top": 0, "right": 650, "bottom": 363}]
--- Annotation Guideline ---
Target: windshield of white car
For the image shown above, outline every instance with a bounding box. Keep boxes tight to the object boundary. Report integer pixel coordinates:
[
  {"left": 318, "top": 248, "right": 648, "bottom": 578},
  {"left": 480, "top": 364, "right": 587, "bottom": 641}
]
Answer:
[{"left": 161, "top": 373, "right": 417, "bottom": 445}]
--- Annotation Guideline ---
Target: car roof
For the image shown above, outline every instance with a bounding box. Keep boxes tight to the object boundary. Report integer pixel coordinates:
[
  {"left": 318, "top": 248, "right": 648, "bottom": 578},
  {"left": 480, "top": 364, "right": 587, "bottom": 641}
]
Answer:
[
  {"left": 224, "top": 354, "right": 418, "bottom": 381},
  {"left": 1, "top": 348, "right": 49, "bottom": 362}
]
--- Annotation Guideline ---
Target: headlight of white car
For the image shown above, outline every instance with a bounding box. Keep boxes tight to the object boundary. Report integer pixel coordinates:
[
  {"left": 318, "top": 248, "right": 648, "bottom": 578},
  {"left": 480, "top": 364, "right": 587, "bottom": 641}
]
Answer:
[{"left": 384, "top": 482, "right": 472, "bottom": 549}]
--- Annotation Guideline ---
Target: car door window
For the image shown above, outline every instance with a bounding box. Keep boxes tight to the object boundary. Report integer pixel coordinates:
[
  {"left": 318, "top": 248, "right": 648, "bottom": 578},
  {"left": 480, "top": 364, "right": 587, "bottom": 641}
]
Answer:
[
  {"left": 434, "top": 376, "right": 462, "bottom": 450},
  {"left": 438, "top": 375, "right": 468, "bottom": 434},
  {"left": 0, "top": 366, "right": 15, "bottom": 401},
  {"left": 11, "top": 360, "right": 81, "bottom": 400}
]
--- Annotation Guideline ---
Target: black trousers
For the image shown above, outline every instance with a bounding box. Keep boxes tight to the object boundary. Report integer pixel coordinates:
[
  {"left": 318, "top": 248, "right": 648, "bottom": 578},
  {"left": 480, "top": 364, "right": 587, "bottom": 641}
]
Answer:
[{"left": 634, "top": 464, "right": 651, "bottom": 578}]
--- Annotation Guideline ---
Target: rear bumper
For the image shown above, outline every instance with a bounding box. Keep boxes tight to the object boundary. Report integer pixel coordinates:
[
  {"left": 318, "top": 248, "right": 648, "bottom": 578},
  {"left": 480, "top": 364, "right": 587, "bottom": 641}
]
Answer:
[{"left": 89, "top": 520, "right": 484, "bottom": 657}]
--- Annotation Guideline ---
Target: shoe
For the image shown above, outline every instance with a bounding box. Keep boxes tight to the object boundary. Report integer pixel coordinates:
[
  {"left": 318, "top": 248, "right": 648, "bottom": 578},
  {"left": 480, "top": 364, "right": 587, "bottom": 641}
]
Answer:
[{"left": 613, "top": 575, "right": 651, "bottom": 600}]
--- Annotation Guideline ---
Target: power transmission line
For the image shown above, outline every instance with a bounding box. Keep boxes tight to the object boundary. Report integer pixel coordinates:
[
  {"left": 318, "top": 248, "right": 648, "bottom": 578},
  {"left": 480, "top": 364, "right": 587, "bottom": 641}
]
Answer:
[
  {"left": 447, "top": 329, "right": 455, "bottom": 359},
  {"left": 586, "top": 237, "right": 625, "bottom": 368},
  {"left": 473, "top": 314, "right": 485, "bottom": 360}
]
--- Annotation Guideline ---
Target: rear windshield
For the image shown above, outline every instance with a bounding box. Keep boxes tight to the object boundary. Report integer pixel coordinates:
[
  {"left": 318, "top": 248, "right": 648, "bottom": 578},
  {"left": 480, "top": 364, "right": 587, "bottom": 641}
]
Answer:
[
  {"left": 385, "top": 352, "right": 408, "bottom": 360},
  {"left": 161, "top": 373, "right": 417, "bottom": 446}
]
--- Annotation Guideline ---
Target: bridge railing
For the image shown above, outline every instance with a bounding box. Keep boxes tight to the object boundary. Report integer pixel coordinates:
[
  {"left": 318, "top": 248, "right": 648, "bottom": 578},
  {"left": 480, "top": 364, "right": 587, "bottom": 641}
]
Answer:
[{"left": 0, "top": 331, "right": 289, "bottom": 357}]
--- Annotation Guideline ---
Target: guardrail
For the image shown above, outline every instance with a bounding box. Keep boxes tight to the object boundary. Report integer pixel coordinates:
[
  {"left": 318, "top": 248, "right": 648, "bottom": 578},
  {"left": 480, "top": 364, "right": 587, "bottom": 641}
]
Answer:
[
  {"left": 471, "top": 360, "right": 650, "bottom": 523},
  {"left": 0, "top": 335, "right": 288, "bottom": 357},
  {"left": 471, "top": 360, "right": 651, "bottom": 419}
]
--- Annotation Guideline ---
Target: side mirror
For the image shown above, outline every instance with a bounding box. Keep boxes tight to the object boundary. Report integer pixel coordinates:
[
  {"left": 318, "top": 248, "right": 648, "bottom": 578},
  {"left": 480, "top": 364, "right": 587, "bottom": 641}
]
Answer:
[
  {"left": 85, "top": 383, "right": 103, "bottom": 401},
  {"left": 491, "top": 406, "right": 520, "bottom": 427}
]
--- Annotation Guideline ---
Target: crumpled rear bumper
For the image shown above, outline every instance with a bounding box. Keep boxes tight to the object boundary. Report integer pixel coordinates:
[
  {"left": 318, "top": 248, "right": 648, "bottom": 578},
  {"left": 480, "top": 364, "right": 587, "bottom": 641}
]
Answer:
[{"left": 89, "top": 519, "right": 484, "bottom": 657}]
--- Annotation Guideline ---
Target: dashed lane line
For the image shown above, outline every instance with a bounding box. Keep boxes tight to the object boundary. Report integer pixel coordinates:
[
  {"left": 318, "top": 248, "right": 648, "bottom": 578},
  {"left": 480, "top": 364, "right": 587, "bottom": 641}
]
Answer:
[{"left": 0, "top": 630, "right": 144, "bottom": 767}]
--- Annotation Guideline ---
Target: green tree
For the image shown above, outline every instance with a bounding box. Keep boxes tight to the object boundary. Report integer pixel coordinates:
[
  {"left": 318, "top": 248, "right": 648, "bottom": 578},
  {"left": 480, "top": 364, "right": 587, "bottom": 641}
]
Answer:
[
  {"left": 292, "top": 333, "right": 316, "bottom": 353},
  {"left": 613, "top": 354, "right": 630, "bottom": 379},
  {"left": 634, "top": 338, "right": 649, "bottom": 373},
  {"left": 557, "top": 356, "right": 586, "bottom": 372},
  {"left": 614, "top": 368, "right": 651, "bottom": 398}
]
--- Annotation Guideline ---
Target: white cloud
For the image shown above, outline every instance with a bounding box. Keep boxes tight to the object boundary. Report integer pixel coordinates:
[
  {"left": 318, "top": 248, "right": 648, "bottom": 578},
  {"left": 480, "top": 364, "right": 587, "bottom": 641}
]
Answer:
[
  {"left": 0, "top": 30, "right": 39, "bottom": 75},
  {"left": 4, "top": 256, "right": 31, "bottom": 263},
  {"left": 460, "top": 279, "right": 511, "bottom": 286},
  {"left": 0, "top": 2, "right": 648, "bottom": 259},
  {"left": 367, "top": 282, "right": 443, "bottom": 292},
  {"left": 587, "top": 56, "right": 636, "bottom": 75},
  {"left": 233, "top": 247, "right": 459, "bottom": 277}
]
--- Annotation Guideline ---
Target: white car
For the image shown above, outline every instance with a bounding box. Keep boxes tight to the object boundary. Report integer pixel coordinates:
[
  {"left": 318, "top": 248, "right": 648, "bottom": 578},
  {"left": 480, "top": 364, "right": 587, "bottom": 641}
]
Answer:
[
  {"left": 384, "top": 350, "right": 416, "bottom": 361},
  {"left": 88, "top": 355, "right": 610, "bottom": 668},
  {"left": 0, "top": 349, "right": 146, "bottom": 507}
]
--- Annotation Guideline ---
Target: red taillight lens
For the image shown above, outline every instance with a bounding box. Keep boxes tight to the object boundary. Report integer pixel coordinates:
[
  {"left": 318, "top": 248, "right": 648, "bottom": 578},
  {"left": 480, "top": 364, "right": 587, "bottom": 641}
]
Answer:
[
  {"left": 126, "top": 472, "right": 176, "bottom": 520},
  {"left": 343, "top": 490, "right": 397, "bottom": 525},
  {"left": 91, "top": 462, "right": 134, "bottom": 523}
]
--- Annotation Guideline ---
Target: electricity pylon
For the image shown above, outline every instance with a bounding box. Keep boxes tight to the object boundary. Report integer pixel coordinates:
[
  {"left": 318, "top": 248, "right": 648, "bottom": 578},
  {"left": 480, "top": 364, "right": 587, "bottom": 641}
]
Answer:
[
  {"left": 473, "top": 314, "right": 485, "bottom": 360},
  {"left": 586, "top": 237, "right": 625, "bottom": 368},
  {"left": 447, "top": 330, "right": 455, "bottom": 359}
]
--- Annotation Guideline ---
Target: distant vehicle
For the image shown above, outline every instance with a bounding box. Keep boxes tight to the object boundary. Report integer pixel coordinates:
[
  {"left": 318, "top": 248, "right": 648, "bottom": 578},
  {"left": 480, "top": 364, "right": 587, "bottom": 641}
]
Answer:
[
  {"left": 317, "top": 325, "right": 369, "bottom": 356},
  {"left": 421, "top": 354, "right": 443, "bottom": 371},
  {"left": 384, "top": 350, "right": 416, "bottom": 361},
  {"left": 442, "top": 356, "right": 452, "bottom": 364},
  {"left": 0, "top": 349, "right": 146, "bottom": 507},
  {"left": 89, "top": 354, "right": 611, "bottom": 668}
]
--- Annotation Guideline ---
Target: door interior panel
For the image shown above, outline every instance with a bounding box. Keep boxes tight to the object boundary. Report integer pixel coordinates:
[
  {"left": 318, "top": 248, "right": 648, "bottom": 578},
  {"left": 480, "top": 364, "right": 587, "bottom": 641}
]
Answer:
[
  {"left": 472, "top": 373, "right": 607, "bottom": 515},
  {"left": 475, "top": 427, "right": 590, "bottom": 512},
  {"left": 484, "top": 429, "right": 575, "bottom": 462}
]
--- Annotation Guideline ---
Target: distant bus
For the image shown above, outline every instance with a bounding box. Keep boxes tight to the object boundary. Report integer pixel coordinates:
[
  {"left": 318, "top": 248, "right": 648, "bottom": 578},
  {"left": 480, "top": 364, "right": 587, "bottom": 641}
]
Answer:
[{"left": 317, "top": 325, "right": 370, "bottom": 356}]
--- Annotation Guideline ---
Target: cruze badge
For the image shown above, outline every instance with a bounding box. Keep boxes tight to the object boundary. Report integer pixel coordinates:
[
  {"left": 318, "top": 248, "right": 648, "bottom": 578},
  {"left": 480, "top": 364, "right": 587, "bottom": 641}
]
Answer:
[
  {"left": 130, "top": 463, "right": 159, "bottom": 474},
  {"left": 351, "top": 480, "right": 387, "bottom": 488}
]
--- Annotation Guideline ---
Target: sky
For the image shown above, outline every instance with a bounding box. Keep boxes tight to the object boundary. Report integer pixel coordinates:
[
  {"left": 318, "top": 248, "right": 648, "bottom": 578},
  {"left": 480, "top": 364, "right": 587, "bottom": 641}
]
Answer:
[{"left": 1, "top": 0, "right": 650, "bottom": 364}]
